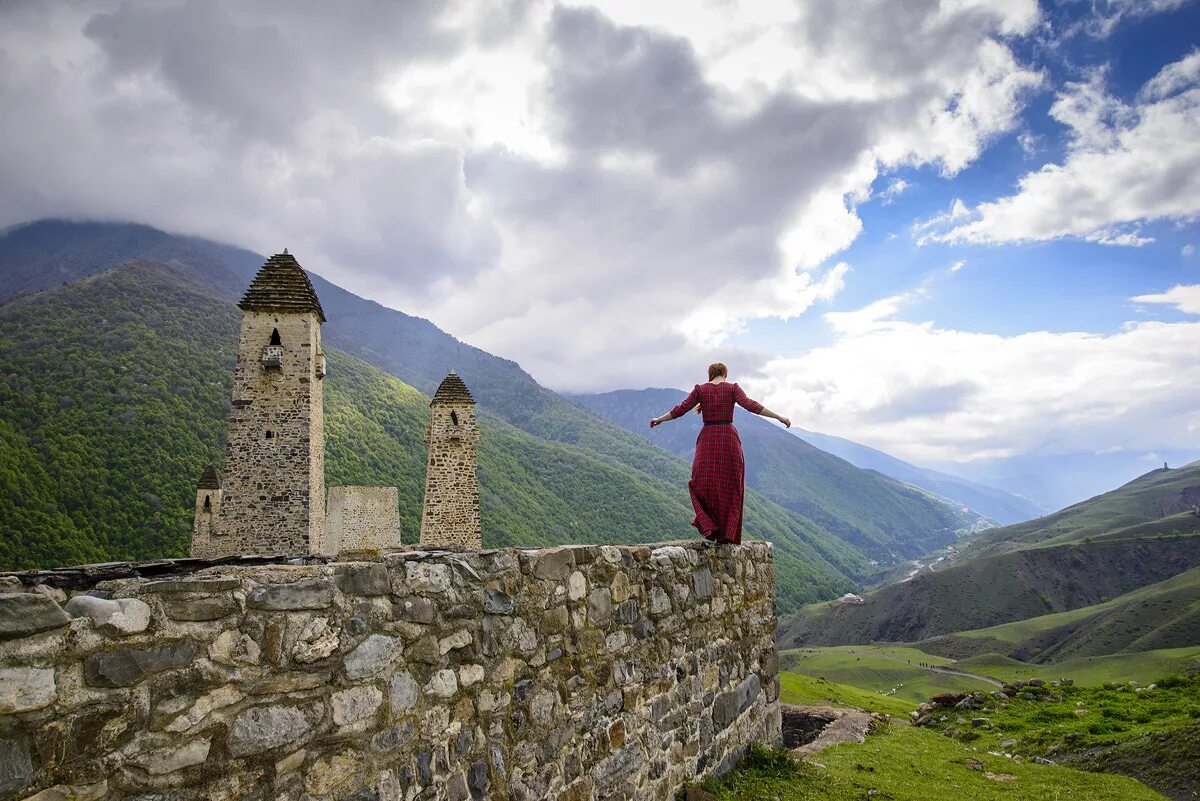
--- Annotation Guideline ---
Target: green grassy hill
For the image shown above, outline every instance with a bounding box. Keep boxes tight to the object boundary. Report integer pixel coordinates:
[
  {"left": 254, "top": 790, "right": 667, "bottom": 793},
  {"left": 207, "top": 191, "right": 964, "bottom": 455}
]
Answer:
[
  {"left": 778, "top": 535, "right": 1200, "bottom": 647},
  {"left": 953, "top": 648, "right": 1200, "bottom": 687},
  {"left": 965, "top": 463, "right": 1200, "bottom": 558},
  {"left": 573, "top": 388, "right": 985, "bottom": 561},
  {"left": 911, "top": 567, "right": 1200, "bottom": 663},
  {"left": 0, "top": 260, "right": 860, "bottom": 610},
  {"left": 781, "top": 644, "right": 997, "bottom": 704}
]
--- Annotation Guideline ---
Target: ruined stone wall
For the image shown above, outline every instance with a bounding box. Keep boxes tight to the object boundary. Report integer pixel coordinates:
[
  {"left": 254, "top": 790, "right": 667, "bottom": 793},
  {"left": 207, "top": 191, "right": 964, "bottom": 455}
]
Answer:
[
  {"left": 0, "top": 541, "right": 779, "bottom": 801},
  {"left": 217, "top": 310, "right": 325, "bottom": 557},
  {"left": 190, "top": 489, "right": 223, "bottom": 559},
  {"left": 419, "top": 403, "right": 481, "bottom": 551},
  {"left": 327, "top": 487, "right": 402, "bottom": 556}
]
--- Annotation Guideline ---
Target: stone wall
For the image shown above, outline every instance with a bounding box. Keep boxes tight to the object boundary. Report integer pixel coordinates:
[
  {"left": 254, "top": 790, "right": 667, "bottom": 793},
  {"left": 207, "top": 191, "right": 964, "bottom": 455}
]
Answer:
[
  {"left": 327, "top": 487, "right": 402, "bottom": 556},
  {"left": 419, "top": 402, "right": 481, "bottom": 551},
  {"left": 190, "top": 488, "right": 223, "bottom": 559},
  {"left": 0, "top": 541, "right": 779, "bottom": 801},
  {"left": 215, "top": 310, "right": 325, "bottom": 558}
]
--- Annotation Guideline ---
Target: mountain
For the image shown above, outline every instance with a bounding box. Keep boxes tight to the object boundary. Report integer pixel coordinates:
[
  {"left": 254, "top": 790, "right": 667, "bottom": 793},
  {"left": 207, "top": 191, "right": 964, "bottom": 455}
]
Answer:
[
  {"left": 964, "top": 462, "right": 1200, "bottom": 559},
  {"left": 777, "top": 461, "right": 1200, "bottom": 646},
  {"left": 793, "top": 427, "right": 1044, "bottom": 524},
  {"left": 573, "top": 388, "right": 985, "bottom": 562},
  {"left": 912, "top": 566, "right": 1200, "bottom": 663},
  {"left": 0, "top": 259, "right": 866, "bottom": 611}
]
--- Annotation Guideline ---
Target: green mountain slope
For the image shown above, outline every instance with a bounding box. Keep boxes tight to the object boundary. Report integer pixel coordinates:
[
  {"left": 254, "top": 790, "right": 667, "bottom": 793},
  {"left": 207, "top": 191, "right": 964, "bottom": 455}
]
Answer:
[
  {"left": 912, "top": 566, "right": 1200, "bottom": 663},
  {"left": 573, "top": 388, "right": 985, "bottom": 561},
  {"left": 0, "top": 221, "right": 988, "bottom": 571},
  {"left": 0, "top": 260, "right": 858, "bottom": 610},
  {"left": 777, "top": 535, "right": 1200, "bottom": 647},
  {"left": 965, "top": 462, "right": 1200, "bottom": 558}
]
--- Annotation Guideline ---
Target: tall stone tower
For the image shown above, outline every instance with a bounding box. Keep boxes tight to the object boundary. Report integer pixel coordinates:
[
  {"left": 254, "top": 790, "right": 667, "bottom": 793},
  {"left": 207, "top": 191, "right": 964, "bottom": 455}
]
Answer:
[
  {"left": 214, "top": 251, "right": 328, "bottom": 556},
  {"left": 419, "top": 371, "right": 482, "bottom": 550},
  {"left": 189, "top": 466, "right": 222, "bottom": 558}
]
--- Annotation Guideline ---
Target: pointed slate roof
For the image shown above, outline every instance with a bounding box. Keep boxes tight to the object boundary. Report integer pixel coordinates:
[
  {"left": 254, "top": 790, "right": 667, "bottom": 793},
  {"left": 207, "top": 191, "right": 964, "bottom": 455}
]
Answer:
[
  {"left": 197, "top": 465, "right": 221, "bottom": 490},
  {"left": 431, "top": 370, "right": 475, "bottom": 405},
  {"left": 238, "top": 251, "right": 326, "bottom": 323}
]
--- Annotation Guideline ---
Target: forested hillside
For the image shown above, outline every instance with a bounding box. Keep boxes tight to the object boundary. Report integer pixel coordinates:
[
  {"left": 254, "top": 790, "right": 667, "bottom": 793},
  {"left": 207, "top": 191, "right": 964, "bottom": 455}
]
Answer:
[
  {"left": 0, "top": 260, "right": 863, "bottom": 610},
  {"left": 0, "top": 220, "right": 994, "bottom": 573}
]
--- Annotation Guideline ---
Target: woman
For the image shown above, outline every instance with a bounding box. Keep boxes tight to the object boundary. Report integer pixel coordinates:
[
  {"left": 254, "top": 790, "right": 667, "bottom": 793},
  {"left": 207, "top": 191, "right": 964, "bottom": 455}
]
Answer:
[{"left": 649, "top": 363, "right": 791, "bottom": 545}]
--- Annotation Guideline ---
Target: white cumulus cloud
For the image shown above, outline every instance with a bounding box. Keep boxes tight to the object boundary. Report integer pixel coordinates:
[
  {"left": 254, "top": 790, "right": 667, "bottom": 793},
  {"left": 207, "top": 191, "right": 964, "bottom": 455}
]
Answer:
[{"left": 1132, "top": 284, "right": 1200, "bottom": 314}]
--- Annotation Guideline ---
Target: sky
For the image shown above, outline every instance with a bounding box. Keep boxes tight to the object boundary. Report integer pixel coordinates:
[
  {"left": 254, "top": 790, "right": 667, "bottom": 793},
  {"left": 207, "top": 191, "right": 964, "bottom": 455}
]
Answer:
[{"left": 0, "top": 0, "right": 1198, "bottom": 476}]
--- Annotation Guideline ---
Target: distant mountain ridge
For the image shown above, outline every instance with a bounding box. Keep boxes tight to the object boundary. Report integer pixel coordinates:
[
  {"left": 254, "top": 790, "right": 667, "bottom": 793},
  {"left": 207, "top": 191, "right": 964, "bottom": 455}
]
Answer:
[
  {"left": 778, "top": 460, "right": 1200, "bottom": 648},
  {"left": 0, "top": 219, "right": 990, "bottom": 579}
]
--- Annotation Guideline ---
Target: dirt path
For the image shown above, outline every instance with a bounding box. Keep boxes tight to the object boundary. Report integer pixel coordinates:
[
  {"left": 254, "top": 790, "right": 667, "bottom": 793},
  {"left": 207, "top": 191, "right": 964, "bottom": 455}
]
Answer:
[{"left": 925, "top": 663, "right": 1004, "bottom": 688}]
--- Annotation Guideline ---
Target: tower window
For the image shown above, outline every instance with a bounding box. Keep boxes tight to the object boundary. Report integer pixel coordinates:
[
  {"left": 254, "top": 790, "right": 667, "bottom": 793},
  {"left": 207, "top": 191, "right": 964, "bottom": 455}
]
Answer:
[
  {"left": 265, "top": 430, "right": 274, "bottom": 439},
  {"left": 269, "top": 328, "right": 282, "bottom": 346},
  {"left": 450, "top": 411, "right": 459, "bottom": 426},
  {"left": 203, "top": 495, "right": 211, "bottom": 510}
]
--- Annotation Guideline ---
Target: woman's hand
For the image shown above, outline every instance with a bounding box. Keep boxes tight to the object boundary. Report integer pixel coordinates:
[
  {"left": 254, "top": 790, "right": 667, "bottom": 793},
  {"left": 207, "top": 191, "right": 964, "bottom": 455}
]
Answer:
[
  {"left": 780, "top": 417, "right": 792, "bottom": 429},
  {"left": 649, "top": 417, "right": 662, "bottom": 428}
]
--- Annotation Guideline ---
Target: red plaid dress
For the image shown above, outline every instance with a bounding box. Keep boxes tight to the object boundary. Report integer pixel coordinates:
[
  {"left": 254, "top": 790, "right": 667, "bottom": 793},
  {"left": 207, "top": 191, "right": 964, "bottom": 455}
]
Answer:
[{"left": 668, "top": 382, "right": 764, "bottom": 544}]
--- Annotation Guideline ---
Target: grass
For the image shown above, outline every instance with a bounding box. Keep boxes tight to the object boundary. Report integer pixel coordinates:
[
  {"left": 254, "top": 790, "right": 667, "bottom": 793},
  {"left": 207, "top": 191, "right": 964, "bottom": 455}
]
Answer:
[
  {"left": 782, "top": 645, "right": 997, "bottom": 704},
  {"left": 698, "top": 726, "right": 1168, "bottom": 801},
  {"left": 779, "top": 672, "right": 915, "bottom": 718},
  {"left": 957, "top": 647, "right": 1200, "bottom": 687}
]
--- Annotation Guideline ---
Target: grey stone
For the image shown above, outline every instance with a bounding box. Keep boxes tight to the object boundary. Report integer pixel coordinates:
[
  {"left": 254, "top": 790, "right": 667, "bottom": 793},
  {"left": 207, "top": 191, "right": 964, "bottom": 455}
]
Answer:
[
  {"left": 712, "top": 674, "right": 761, "bottom": 730},
  {"left": 587, "top": 589, "right": 612, "bottom": 626},
  {"left": 345, "top": 634, "right": 402, "bottom": 679},
  {"left": 533, "top": 548, "right": 575, "bottom": 580},
  {"left": 447, "top": 603, "right": 479, "bottom": 619},
  {"left": 372, "top": 720, "right": 414, "bottom": 752},
  {"left": 407, "top": 635, "right": 441, "bottom": 664},
  {"left": 593, "top": 746, "right": 644, "bottom": 789},
  {"left": 692, "top": 568, "right": 714, "bottom": 599},
  {"left": 447, "top": 772, "right": 469, "bottom": 801},
  {"left": 390, "top": 672, "right": 418, "bottom": 712},
  {"left": 0, "top": 593, "right": 70, "bottom": 640},
  {"left": 0, "top": 667, "right": 56, "bottom": 714},
  {"left": 227, "top": 705, "right": 310, "bottom": 756},
  {"left": 405, "top": 562, "right": 452, "bottom": 594},
  {"left": 161, "top": 594, "right": 240, "bottom": 621},
  {"left": 65, "top": 596, "right": 151, "bottom": 635},
  {"left": 209, "top": 630, "right": 262, "bottom": 666},
  {"left": 134, "top": 738, "right": 211, "bottom": 774},
  {"left": 468, "top": 760, "right": 489, "bottom": 798},
  {"left": 84, "top": 641, "right": 196, "bottom": 687},
  {"left": 18, "top": 782, "right": 108, "bottom": 801},
  {"left": 332, "top": 685, "right": 383, "bottom": 726},
  {"left": 484, "top": 588, "right": 514, "bottom": 615},
  {"left": 426, "top": 669, "right": 458, "bottom": 698},
  {"left": 292, "top": 617, "right": 340, "bottom": 663},
  {"left": 394, "top": 597, "right": 436, "bottom": 624},
  {"left": 335, "top": 564, "right": 390, "bottom": 596},
  {"left": 649, "top": 586, "right": 672, "bottom": 616},
  {"left": 0, "top": 737, "right": 33, "bottom": 797},
  {"left": 247, "top": 579, "right": 334, "bottom": 610},
  {"left": 142, "top": 577, "right": 240, "bottom": 593}
]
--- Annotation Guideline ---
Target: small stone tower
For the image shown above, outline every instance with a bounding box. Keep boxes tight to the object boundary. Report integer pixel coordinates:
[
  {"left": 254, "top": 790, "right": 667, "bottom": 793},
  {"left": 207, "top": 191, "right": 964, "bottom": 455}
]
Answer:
[
  {"left": 189, "top": 466, "right": 222, "bottom": 558},
  {"left": 419, "top": 371, "right": 482, "bottom": 550},
  {"left": 214, "top": 251, "right": 328, "bottom": 556}
]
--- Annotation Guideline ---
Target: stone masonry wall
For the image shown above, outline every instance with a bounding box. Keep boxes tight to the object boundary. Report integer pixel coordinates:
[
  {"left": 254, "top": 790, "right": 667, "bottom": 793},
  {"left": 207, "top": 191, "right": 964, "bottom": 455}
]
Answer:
[
  {"left": 419, "top": 403, "right": 481, "bottom": 551},
  {"left": 0, "top": 541, "right": 779, "bottom": 801},
  {"left": 216, "top": 310, "right": 325, "bottom": 557},
  {"left": 327, "top": 487, "right": 402, "bottom": 556},
  {"left": 190, "top": 489, "right": 223, "bottom": 559}
]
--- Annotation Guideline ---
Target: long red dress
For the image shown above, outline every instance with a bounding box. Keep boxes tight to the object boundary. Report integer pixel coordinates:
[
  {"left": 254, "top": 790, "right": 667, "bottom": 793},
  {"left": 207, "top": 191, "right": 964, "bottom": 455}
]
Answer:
[{"left": 667, "top": 382, "right": 765, "bottom": 544}]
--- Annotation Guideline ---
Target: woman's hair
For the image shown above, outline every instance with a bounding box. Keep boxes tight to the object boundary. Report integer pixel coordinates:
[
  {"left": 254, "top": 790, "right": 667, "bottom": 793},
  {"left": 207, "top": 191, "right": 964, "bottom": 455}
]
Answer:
[{"left": 708, "top": 362, "right": 728, "bottom": 381}]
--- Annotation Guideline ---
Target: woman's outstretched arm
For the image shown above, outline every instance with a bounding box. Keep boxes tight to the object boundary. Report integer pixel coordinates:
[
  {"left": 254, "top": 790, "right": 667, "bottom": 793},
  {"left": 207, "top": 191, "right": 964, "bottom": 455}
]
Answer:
[
  {"left": 734, "top": 384, "right": 791, "bottom": 428},
  {"left": 650, "top": 385, "right": 700, "bottom": 428}
]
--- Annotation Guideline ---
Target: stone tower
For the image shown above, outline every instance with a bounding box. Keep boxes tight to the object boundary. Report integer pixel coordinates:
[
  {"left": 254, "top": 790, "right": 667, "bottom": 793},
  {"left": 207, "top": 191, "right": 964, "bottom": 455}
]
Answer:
[
  {"left": 189, "top": 466, "right": 222, "bottom": 558},
  {"left": 419, "top": 371, "right": 482, "bottom": 550},
  {"left": 214, "top": 251, "right": 328, "bottom": 556}
]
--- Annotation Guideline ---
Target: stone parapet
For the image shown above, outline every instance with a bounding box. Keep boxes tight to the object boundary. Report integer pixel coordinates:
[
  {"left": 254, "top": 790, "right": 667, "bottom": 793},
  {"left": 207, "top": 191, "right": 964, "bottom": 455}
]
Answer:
[{"left": 0, "top": 541, "right": 780, "bottom": 801}]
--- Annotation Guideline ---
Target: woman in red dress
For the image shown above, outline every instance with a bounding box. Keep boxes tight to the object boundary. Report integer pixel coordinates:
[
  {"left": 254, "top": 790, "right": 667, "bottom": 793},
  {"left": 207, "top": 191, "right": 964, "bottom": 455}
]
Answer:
[{"left": 649, "top": 363, "right": 791, "bottom": 545}]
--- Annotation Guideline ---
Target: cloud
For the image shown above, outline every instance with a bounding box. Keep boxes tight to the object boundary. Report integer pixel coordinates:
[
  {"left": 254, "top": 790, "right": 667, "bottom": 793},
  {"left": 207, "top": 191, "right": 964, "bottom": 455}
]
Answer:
[
  {"left": 751, "top": 298, "right": 1200, "bottom": 463},
  {"left": 1184, "top": 244, "right": 1196, "bottom": 257},
  {"left": 0, "top": 0, "right": 1041, "bottom": 396},
  {"left": 1062, "top": 0, "right": 1190, "bottom": 39},
  {"left": 1132, "top": 284, "right": 1200, "bottom": 314},
  {"left": 919, "top": 51, "right": 1200, "bottom": 247}
]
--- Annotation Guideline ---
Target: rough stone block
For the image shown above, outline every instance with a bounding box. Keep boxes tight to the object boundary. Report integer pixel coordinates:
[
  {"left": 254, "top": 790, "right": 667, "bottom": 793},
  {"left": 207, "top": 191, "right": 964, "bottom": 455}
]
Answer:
[
  {"left": 0, "top": 593, "right": 70, "bottom": 640},
  {"left": 0, "top": 667, "right": 56, "bottom": 714},
  {"left": 64, "top": 596, "right": 151, "bottom": 635},
  {"left": 533, "top": 548, "right": 575, "bottom": 580},
  {"left": 335, "top": 563, "right": 391, "bottom": 596},
  {"left": 17, "top": 781, "right": 107, "bottom": 801},
  {"left": 246, "top": 579, "right": 334, "bottom": 610},
  {"left": 84, "top": 641, "right": 196, "bottom": 688},
  {"left": 0, "top": 737, "right": 33, "bottom": 798},
  {"left": 160, "top": 593, "right": 240, "bottom": 621},
  {"left": 227, "top": 705, "right": 313, "bottom": 757},
  {"left": 345, "top": 634, "right": 401, "bottom": 679}
]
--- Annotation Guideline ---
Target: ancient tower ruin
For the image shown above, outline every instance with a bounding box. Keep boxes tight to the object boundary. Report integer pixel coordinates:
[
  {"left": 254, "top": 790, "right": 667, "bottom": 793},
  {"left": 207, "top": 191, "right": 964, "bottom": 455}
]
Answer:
[
  {"left": 188, "top": 466, "right": 222, "bottom": 557},
  {"left": 207, "top": 251, "right": 328, "bottom": 557},
  {"left": 419, "top": 371, "right": 482, "bottom": 550}
]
